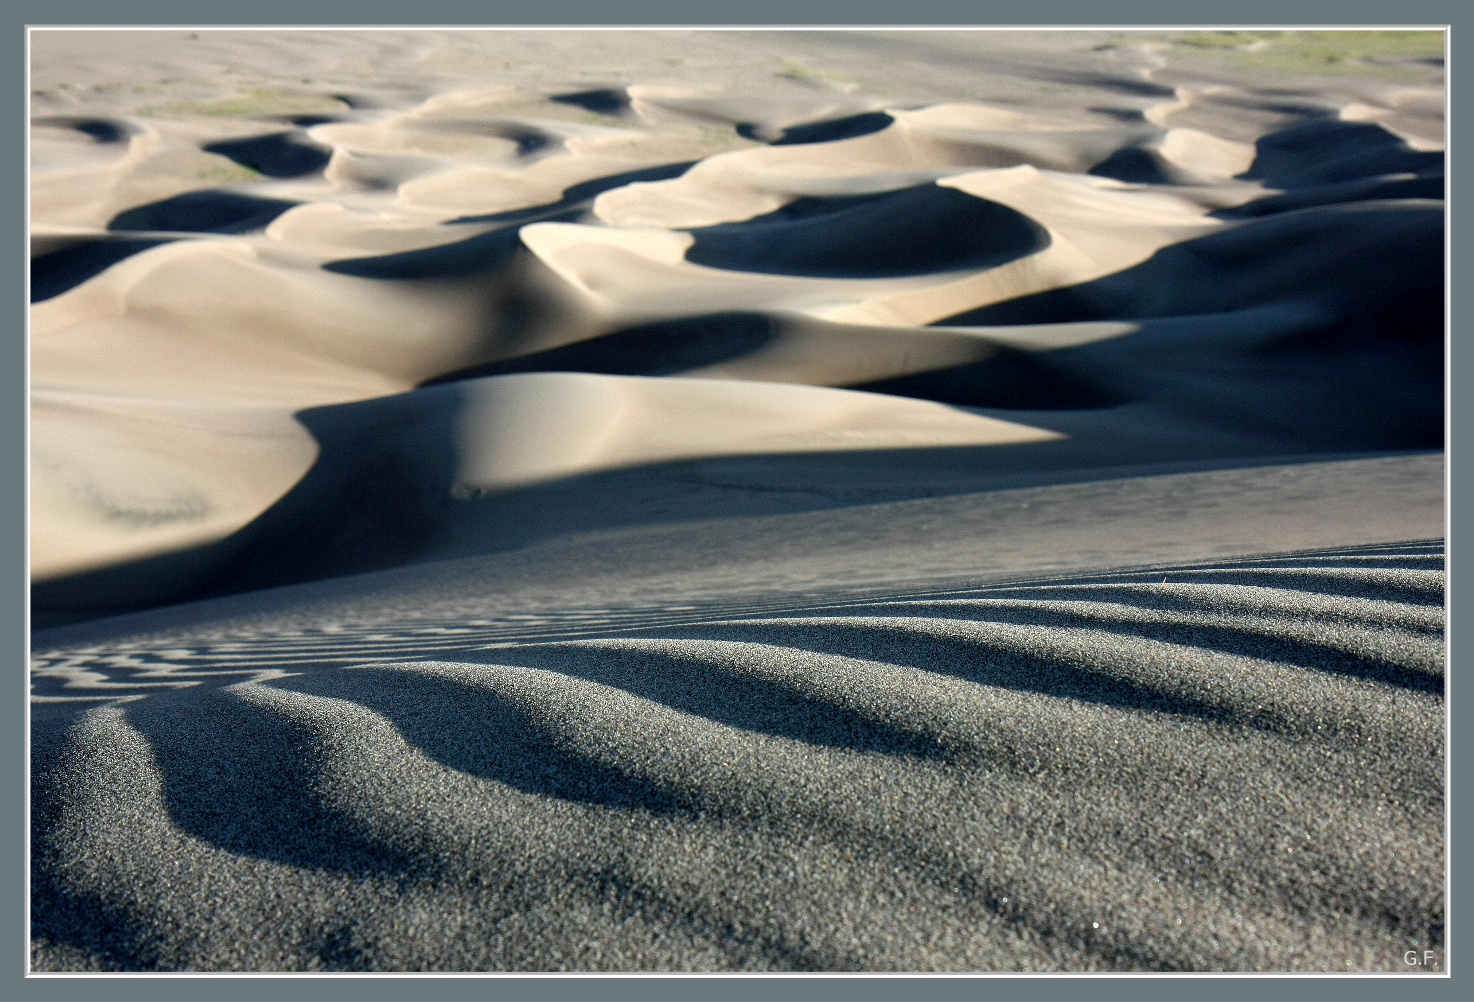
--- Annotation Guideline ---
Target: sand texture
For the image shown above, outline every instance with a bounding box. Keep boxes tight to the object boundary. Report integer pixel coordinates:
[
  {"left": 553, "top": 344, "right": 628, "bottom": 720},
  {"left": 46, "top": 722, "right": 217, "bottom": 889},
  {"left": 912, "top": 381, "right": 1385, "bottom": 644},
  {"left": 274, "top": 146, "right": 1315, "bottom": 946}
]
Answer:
[{"left": 29, "top": 30, "right": 1445, "bottom": 972}]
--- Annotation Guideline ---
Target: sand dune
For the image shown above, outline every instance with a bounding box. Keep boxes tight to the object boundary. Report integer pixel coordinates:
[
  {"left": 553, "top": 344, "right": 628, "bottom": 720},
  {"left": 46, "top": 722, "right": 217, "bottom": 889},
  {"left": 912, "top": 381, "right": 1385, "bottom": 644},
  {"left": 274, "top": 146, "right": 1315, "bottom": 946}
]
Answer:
[{"left": 29, "top": 29, "right": 1444, "bottom": 973}]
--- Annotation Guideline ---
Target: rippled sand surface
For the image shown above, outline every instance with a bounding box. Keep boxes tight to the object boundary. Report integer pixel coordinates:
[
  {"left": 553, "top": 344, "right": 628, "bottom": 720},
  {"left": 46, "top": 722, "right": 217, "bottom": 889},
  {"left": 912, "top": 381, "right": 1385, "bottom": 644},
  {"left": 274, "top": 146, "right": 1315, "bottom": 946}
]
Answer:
[{"left": 30, "top": 29, "right": 1444, "bottom": 971}]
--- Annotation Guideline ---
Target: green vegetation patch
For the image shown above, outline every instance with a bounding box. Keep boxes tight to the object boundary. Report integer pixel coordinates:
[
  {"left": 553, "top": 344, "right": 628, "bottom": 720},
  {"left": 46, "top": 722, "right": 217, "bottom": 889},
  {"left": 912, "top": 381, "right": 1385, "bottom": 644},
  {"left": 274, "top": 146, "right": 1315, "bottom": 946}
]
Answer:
[
  {"left": 578, "top": 109, "right": 626, "bottom": 126},
  {"left": 194, "top": 161, "right": 266, "bottom": 184},
  {"left": 1167, "top": 30, "right": 1444, "bottom": 79}
]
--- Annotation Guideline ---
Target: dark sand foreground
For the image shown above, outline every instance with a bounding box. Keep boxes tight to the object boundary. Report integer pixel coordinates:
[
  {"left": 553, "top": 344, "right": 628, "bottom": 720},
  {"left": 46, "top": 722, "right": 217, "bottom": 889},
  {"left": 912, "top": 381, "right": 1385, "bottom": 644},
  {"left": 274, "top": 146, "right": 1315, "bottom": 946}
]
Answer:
[
  {"left": 29, "top": 29, "right": 1444, "bottom": 972},
  {"left": 31, "top": 453, "right": 1445, "bottom": 972}
]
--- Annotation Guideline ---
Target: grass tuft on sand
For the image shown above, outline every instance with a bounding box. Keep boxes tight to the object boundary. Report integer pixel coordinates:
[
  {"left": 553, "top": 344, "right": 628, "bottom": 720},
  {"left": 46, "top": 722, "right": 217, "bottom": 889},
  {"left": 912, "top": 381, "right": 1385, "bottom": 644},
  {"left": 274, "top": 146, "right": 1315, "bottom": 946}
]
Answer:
[{"left": 1171, "top": 30, "right": 1444, "bottom": 80}]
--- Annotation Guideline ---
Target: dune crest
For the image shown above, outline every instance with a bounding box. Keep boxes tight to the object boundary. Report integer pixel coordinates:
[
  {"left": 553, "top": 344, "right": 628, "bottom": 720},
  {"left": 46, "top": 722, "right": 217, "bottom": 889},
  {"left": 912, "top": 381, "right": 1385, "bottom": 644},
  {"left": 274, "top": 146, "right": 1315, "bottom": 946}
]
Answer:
[{"left": 448, "top": 372, "right": 1064, "bottom": 492}]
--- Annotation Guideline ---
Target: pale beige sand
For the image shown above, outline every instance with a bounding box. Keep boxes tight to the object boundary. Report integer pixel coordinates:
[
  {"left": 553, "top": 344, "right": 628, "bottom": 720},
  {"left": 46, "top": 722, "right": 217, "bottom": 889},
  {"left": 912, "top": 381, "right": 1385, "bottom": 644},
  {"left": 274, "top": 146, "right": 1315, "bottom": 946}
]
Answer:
[
  {"left": 29, "top": 29, "right": 1444, "bottom": 972},
  {"left": 31, "top": 31, "right": 1443, "bottom": 598}
]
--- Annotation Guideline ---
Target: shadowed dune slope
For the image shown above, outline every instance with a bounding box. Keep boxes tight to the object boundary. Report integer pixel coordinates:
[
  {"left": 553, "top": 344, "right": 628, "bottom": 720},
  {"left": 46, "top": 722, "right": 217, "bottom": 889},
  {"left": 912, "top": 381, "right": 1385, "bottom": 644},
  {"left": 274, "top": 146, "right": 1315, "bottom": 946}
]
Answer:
[
  {"left": 201, "top": 131, "right": 333, "bottom": 179},
  {"left": 682, "top": 184, "right": 1051, "bottom": 278},
  {"left": 31, "top": 237, "right": 177, "bottom": 303},
  {"left": 108, "top": 191, "right": 301, "bottom": 234},
  {"left": 1236, "top": 118, "right": 1443, "bottom": 188},
  {"left": 941, "top": 199, "right": 1442, "bottom": 328}
]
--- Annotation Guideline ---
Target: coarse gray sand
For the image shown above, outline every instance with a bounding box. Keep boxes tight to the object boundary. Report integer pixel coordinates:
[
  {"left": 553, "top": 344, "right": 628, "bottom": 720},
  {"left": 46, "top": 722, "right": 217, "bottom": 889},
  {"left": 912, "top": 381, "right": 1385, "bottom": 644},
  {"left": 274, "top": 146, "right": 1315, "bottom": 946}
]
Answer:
[{"left": 30, "top": 456, "right": 1444, "bottom": 972}]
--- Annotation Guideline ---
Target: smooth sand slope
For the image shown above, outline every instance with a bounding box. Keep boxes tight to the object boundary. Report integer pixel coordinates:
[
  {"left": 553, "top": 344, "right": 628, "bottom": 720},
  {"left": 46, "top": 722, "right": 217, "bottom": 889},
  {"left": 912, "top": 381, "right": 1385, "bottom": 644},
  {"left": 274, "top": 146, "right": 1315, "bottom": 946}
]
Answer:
[{"left": 29, "top": 29, "right": 1445, "bottom": 972}]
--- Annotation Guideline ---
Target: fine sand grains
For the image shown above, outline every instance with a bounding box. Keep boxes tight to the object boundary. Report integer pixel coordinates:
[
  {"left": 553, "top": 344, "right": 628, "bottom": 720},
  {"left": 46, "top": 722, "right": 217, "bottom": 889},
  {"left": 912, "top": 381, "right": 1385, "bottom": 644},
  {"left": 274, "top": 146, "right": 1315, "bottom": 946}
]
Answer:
[{"left": 31, "top": 540, "right": 1443, "bottom": 971}]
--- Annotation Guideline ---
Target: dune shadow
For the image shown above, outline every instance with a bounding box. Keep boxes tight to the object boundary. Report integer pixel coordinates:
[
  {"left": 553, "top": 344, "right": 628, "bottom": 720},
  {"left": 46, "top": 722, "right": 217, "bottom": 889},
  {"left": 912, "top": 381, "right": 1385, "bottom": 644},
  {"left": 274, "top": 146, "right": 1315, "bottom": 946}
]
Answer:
[
  {"left": 737, "top": 111, "right": 894, "bottom": 146},
  {"left": 482, "top": 643, "right": 950, "bottom": 760},
  {"left": 550, "top": 88, "right": 630, "bottom": 115},
  {"left": 28, "top": 876, "right": 161, "bottom": 972},
  {"left": 332, "top": 93, "right": 378, "bottom": 110},
  {"left": 270, "top": 667, "right": 687, "bottom": 812},
  {"left": 322, "top": 223, "right": 539, "bottom": 280},
  {"left": 421, "top": 312, "right": 777, "bottom": 386},
  {"left": 37, "top": 403, "right": 1149, "bottom": 627},
  {"left": 29, "top": 724, "right": 164, "bottom": 970},
  {"left": 1062, "top": 74, "right": 1177, "bottom": 98},
  {"left": 1034, "top": 565, "right": 1448, "bottom": 610},
  {"left": 108, "top": 190, "right": 300, "bottom": 235},
  {"left": 660, "top": 619, "right": 1242, "bottom": 726},
  {"left": 857, "top": 600, "right": 1443, "bottom": 696},
  {"left": 202, "top": 131, "right": 332, "bottom": 179},
  {"left": 1088, "top": 118, "right": 1444, "bottom": 210},
  {"left": 683, "top": 184, "right": 1051, "bottom": 278},
  {"left": 1218, "top": 173, "right": 1443, "bottom": 219},
  {"left": 1236, "top": 119, "right": 1444, "bottom": 189},
  {"left": 1088, "top": 145, "right": 1184, "bottom": 185},
  {"left": 279, "top": 114, "right": 343, "bottom": 127},
  {"left": 29, "top": 383, "right": 468, "bottom": 627},
  {"left": 122, "top": 684, "right": 420, "bottom": 875},
  {"left": 917, "top": 194, "right": 1442, "bottom": 437},
  {"left": 1088, "top": 106, "right": 1149, "bottom": 124},
  {"left": 33, "top": 115, "right": 141, "bottom": 144},
  {"left": 850, "top": 347, "right": 1132, "bottom": 410},
  {"left": 420, "top": 309, "right": 1127, "bottom": 409},
  {"left": 1208, "top": 120, "right": 1445, "bottom": 220},
  {"left": 430, "top": 119, "right": 559, "bottom": 157},
  {"left": 31, "top": 237, "right": 175, "bottom": 302},
  {"left": 937, "top": 193, "right": 1444, "bottom": 362}
]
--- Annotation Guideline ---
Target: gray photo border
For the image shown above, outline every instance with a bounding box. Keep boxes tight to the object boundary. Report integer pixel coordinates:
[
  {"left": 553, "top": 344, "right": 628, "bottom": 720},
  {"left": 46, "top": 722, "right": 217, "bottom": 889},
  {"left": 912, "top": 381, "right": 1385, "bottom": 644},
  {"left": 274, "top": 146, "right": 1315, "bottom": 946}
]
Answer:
[{"left": 6, "top": 1, "right": 1464, "bottom": 1000}]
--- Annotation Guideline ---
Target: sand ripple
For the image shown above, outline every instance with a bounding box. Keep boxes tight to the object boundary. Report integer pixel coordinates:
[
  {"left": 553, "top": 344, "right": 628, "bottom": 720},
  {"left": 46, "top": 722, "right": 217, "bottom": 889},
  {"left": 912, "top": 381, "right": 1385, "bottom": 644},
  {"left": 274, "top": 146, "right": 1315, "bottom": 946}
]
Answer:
[{"left": 31, "top": 540, "right": 1443, "bottom": 971}]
